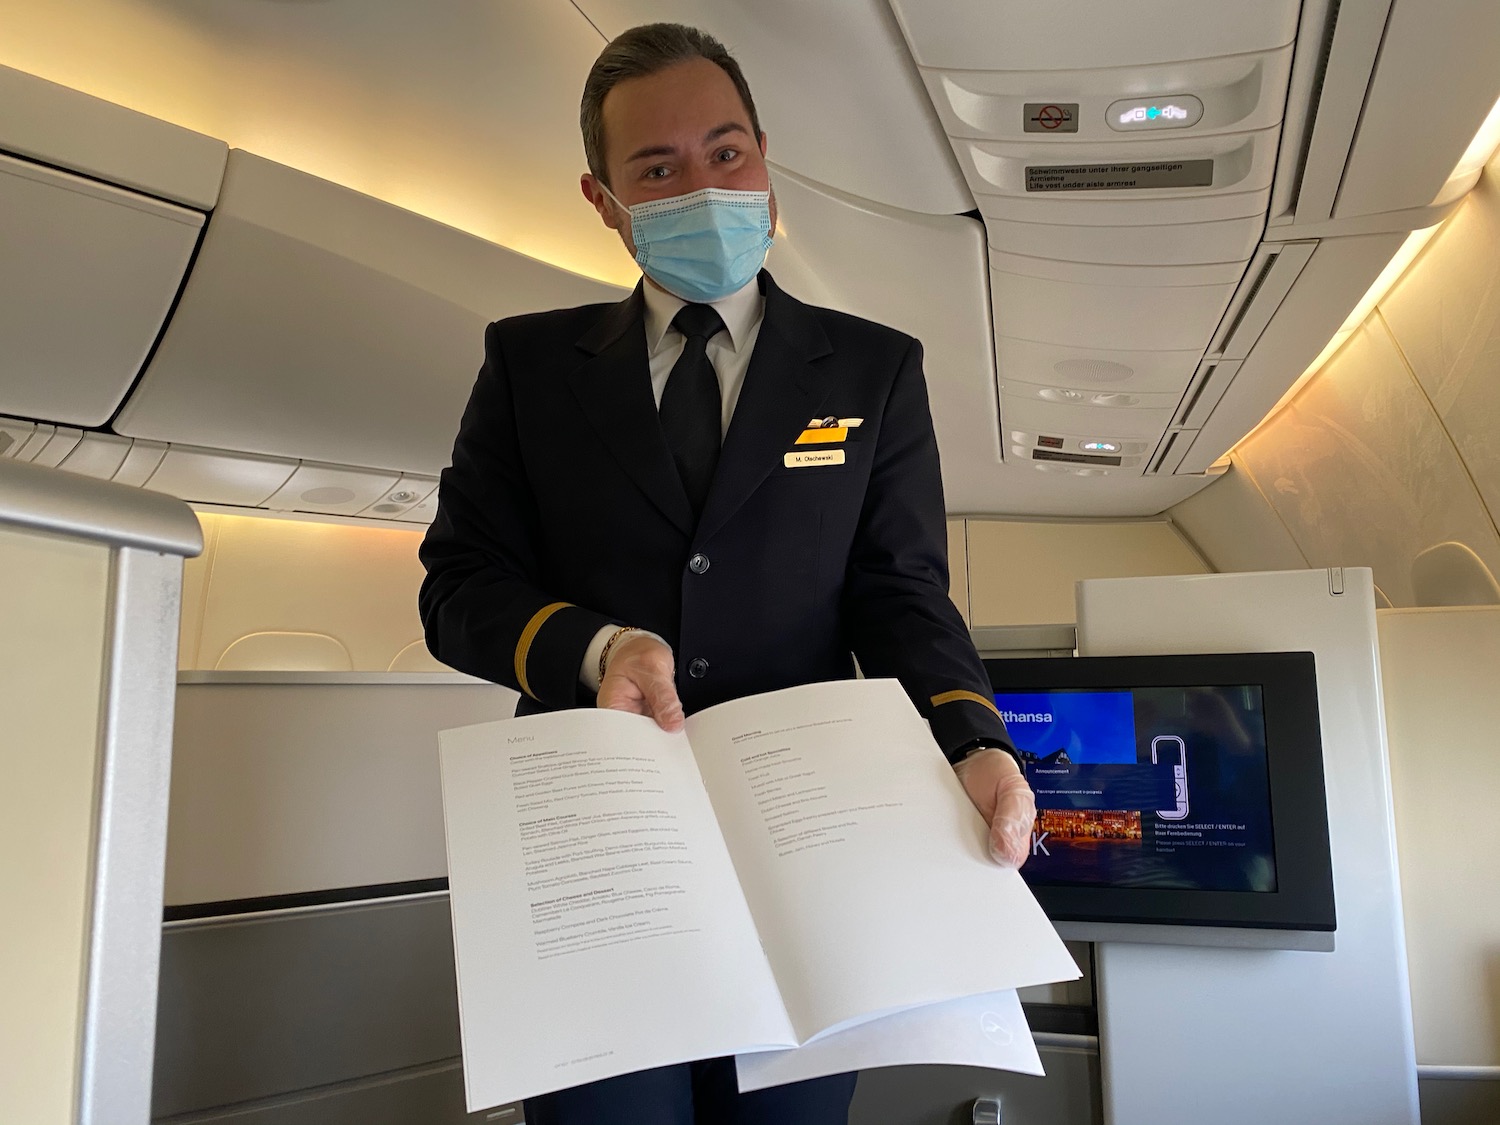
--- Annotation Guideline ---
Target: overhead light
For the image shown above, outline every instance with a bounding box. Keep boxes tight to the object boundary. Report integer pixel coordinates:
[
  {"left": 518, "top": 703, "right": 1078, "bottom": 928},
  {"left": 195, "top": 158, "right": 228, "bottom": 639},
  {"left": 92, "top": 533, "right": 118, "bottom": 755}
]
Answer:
[{"left": 1081, "top": 440, "right": 1121, "bottom": 453}]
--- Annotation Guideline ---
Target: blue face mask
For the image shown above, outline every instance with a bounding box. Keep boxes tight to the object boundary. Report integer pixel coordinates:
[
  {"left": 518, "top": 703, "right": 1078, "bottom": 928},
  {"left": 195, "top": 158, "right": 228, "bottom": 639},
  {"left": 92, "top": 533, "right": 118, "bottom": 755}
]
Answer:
[{"left": 602, "top": 185, "right": 773, "bottom": 303}]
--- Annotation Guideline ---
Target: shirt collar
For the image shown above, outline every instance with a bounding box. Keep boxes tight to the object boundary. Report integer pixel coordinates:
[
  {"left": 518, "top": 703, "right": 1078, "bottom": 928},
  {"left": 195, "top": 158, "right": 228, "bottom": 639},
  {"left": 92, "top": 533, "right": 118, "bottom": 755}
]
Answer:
[{"left": 642, "top": 274, "right": 765, "bottom": 358}]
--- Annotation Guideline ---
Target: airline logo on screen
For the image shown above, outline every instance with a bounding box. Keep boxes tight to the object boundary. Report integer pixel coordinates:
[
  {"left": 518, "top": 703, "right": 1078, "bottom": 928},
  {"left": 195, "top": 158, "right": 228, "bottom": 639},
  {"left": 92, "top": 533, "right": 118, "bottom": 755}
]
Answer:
[{"left": 997, "top": 708, "right": 1053, "bottom": 725}]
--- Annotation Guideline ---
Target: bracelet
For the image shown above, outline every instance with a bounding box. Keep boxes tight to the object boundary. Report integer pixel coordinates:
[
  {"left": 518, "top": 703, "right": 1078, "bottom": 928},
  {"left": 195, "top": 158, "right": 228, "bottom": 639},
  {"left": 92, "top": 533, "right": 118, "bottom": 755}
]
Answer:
[{"left": 598, "top": 626, "right": 642, "bottom": 685}]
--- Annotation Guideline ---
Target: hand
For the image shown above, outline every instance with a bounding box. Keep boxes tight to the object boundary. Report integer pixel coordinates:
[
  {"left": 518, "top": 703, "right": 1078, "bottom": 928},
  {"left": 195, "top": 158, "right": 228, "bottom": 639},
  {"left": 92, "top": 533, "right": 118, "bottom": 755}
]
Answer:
[
  {"left": 596, "top": 633, "right": 685, "bottom": 732},
  {"left": 954, "top": 748, "right": 1036, "bottom": 868}
]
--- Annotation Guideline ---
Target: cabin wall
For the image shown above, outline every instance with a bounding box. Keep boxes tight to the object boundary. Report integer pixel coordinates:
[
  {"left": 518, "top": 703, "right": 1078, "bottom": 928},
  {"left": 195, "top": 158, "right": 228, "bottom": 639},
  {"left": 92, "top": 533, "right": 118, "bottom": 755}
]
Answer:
[
  {"left": 0, "top": 526, "right": 113, "bottom": 1125},
  {"left": 176, "top": 511, "right": 1209, "bottom": 669},
  {"left": 1170, "top": 157, "right": 1500, "bottom": 607}
]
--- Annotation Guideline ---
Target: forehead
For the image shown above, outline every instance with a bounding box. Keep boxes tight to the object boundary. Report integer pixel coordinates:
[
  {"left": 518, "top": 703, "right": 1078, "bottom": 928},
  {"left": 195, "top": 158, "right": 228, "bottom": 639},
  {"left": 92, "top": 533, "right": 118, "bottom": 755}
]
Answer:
[{"left": 601, "top": 57, "right": 752, "bottom": 161}]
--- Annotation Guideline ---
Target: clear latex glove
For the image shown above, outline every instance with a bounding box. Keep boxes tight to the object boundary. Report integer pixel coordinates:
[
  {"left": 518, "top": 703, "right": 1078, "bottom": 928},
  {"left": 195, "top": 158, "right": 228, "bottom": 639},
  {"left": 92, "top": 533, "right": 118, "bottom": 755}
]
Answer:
[
  {"left": 596, "top": 633, "right": 685, "bottom": 732},
  {"left": 954, "top": 748, "right": 1037, "bottom": 868}
]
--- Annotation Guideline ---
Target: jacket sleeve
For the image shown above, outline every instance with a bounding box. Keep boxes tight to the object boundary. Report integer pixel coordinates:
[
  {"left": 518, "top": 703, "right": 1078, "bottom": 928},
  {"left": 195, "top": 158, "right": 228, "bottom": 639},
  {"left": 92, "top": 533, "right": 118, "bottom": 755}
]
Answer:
[
  {"left": 418, "top": 322, "right": 614, "bottom": 705},
  {"left": 840, "top": 338, "right": 1016, "bottom": 763}
]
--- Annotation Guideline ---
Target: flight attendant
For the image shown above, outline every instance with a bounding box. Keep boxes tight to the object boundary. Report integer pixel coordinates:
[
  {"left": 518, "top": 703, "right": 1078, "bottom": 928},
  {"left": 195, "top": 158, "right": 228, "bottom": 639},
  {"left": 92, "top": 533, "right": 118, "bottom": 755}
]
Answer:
[{"left": 420, "top": 22, "right": 1035, "bottom": 1124}]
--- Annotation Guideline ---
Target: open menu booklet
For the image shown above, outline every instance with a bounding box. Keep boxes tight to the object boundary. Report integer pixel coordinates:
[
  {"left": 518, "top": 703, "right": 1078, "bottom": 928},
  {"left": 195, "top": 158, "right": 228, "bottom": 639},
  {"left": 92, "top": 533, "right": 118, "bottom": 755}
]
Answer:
[{"left": 439, "top": 678, "right": 1079, "bottom": 1111}]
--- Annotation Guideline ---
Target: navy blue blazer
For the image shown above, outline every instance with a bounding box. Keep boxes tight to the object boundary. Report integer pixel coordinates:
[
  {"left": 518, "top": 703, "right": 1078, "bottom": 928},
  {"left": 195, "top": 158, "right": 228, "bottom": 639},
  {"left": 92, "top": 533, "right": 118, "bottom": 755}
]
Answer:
[{"left": 419, "top": 272, "right": 1011, "bottom": 761}]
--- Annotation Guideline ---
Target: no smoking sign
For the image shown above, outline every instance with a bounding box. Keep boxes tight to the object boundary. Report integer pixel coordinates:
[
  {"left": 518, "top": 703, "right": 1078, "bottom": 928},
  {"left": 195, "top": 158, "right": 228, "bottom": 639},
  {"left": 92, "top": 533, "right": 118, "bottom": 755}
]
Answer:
[{"left": 1023, "top": 102, "right": 1079, "bottom": 134}]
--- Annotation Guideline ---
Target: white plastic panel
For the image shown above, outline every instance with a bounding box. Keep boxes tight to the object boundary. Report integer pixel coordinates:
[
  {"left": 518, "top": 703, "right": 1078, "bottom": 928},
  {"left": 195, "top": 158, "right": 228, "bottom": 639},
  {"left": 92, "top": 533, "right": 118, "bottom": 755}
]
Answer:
[
  {"left": 166, "top": 680, "right": 517, "bottom": 904},
  {"left": 265, "top": 463, "right": 401, "bottom": 517},
  {"left": 890, "top": 0, "right": 1299, "bottom": 71},
  {"left": 986, "top": 213, "right": 1263, "bottom": 267},
  {"left": 573, "top": 0, "right": 972, "bottom": 214},
  {"left": 359, "top": 476, "right": 440, "bottom": 521},
  {"left": 1378, "top": 607, "right": 1500, "bottom": 1067},
  {"left": 996, "top": 336, "right": 1207, "bottom": 395},
  {"left": 397, "top": 490, "right": 443, "bottom": 525},
  {"left": 1077, "top": 569, "right": 1418, "bottom": 1125},
  {"left": 991, "top": 257, "right": 1241, "bottom": 352},
  {"left": 1233, "top": 320, "right": 1500, "bottom": 607},
  {"left": 980, "top": 186, "right": 1270, "bottom": 227},
  {"left": 13, "top": 425, "right": 55, "bottom": 463},
  {"left": 956, "top": 128, "right": 1279, "bottom": 201},
  {"left": 112, "top": 440, "right": 167, "bottom": 488},
  {"left": 1003, "top": 397, "right": 1173, "bottom": 443},
  {"left": 1210, "top": 242, "right": 1318, "bottom": 359},
  {"left": 1379, "top": 166, "right": 1500, "bottom": 517},
  {"left": 145, "top": 447, "right": 297, "bottom": 508},
  {"left": 57, "top": 433, "right": 133, "bottom": 482},
  {"left": 0, "top": 418, "right": 36, "bottom": 459},
  {"left": 923, "top": 47, "right": 1293, "bottom": 141},
  {"left": 115, "top": 151, "right": 627, "bottom": 476},
  {"left": 30, "top": 428, "right": 82, "bottom": 469},
  {"left": 1335, "top": 0, "right": 1500, "bottom": 220},
  {"left": 0, "top": 152, "right": 203, "bottom": 427},
  {"left": 0, "top": 63, "right": 226, "bottom": 210}
]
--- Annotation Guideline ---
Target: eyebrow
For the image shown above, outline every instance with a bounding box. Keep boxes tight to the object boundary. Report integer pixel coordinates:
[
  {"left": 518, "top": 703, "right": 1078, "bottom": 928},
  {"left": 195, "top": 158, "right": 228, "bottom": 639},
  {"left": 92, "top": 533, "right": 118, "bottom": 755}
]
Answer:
[{"left": 622, "top": 122, "right": 752, "bottom": 165}]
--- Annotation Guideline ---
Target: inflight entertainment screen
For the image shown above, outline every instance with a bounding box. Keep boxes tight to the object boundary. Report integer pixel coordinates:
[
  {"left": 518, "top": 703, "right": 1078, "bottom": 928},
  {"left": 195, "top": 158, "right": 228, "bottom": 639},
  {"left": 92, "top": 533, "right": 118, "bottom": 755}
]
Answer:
[{"left": 997, "top": 686, "right": 1278, "bottom": 893}]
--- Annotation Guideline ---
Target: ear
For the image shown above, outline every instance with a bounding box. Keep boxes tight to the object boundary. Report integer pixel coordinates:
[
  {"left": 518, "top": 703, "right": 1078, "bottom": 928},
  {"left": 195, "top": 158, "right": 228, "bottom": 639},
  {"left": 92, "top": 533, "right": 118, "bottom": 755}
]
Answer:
[
  {"left": 580, "top": 173, "right": 622, "bottom": 230},
  {"left": 759, "top": 131, "right": 768, "bottom": 158}
]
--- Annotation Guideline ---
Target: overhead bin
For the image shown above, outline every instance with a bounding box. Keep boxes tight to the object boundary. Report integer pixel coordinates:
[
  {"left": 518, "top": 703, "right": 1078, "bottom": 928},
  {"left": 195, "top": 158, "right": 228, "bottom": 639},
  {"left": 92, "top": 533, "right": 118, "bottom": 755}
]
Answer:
[
  {"left": 888, "top": 1, "right": 1298, "bottom": 72},
  {"left": 114, "top": 150, "right": 627, "bottom": 477},
  {"left": 0, "top": 151, "right": 203, "bottom": 427},
  {"left": 1272, "top": 0, "right": 1500, "bottom": 229},
  {"left": 0, "top": 63, "right": 226, "bottom": 210}
]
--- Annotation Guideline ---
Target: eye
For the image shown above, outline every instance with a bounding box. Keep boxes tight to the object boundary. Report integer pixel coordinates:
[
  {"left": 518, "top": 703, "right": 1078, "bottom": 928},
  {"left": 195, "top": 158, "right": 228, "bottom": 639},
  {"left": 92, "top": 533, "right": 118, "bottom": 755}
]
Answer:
[
  {"left": 715, "top": 147, "right": 740, "bottom": 163},
  {"left": 643, "top": 165, "right": 671, "bottom": 180}
]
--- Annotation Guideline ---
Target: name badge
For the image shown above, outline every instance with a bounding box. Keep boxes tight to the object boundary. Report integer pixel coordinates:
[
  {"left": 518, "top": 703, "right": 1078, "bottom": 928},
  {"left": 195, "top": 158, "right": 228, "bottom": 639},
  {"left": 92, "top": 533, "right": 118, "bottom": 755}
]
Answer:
[{"left": 784, "top": 449, "right": 846, "bottom": 469}]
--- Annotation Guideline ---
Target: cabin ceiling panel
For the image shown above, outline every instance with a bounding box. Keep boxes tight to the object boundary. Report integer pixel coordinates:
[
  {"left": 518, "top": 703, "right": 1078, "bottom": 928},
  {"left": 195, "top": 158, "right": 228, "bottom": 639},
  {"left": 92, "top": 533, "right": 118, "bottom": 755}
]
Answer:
[
  {"left": 765, "top": 163, "right": 1208, "bottom": 516},
  {"left": 0, "top": 151, "right": 203, "bottom": 428},
  {"left": 573, "top": 0, "right": 971, "bottom": 214},
  {"left": 0, "top": 0, "right": 635, "bottom": 285},
  {"left": 1234, "top": 319, "right": 1500, "bottom": 608},
  {"left": 888, "top": 0, "right": 1299, "bottom": 71},
  {"left": 1379, "top": 166, "right": 1500, "bottom": 521},
  {"left": 114, "top": 151, "right": 626, "bottom": 476}
]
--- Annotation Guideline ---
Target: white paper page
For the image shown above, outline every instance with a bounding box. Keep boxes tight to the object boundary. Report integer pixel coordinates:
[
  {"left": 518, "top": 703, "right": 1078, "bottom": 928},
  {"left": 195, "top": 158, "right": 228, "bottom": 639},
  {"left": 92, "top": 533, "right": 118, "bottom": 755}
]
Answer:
[
  {"left": 439, "top": 709, "right": 795, "bottom": 1111},
  {"left": 735, "top": 989, "right": 1043, "bottom": 1092},
  {"left": 687, "top": 680, "right": 1080, "bottom": 1040}
]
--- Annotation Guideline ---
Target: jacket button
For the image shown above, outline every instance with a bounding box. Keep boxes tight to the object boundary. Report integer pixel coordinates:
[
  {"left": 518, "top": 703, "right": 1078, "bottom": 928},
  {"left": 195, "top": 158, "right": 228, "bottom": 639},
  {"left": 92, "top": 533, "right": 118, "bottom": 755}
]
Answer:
[
  {"left": 688, "top": 553, "right": 710, "bottom": 574},
  {"left": 688, "top": 657, "right": 709, "bottom": 679}
]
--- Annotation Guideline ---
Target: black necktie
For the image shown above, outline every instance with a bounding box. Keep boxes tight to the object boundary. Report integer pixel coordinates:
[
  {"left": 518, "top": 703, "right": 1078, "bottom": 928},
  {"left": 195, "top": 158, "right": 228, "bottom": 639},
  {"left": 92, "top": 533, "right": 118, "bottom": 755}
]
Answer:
[{"left": 660, "top": 303, "right": 725, "bottom": 518}]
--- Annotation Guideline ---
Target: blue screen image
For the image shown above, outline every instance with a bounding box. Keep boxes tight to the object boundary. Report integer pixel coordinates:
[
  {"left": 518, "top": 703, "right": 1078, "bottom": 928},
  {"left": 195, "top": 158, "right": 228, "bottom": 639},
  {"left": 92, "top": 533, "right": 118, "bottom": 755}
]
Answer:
[{"left": 993, "top": 690, "right": 1137, "bottom": 764}]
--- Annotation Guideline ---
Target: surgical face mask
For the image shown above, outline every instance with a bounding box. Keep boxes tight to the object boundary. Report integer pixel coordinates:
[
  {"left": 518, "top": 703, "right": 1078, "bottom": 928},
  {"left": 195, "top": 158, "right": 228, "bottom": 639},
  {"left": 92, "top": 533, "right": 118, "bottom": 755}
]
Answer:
[{"left": 600, "top": 183, "right": 773, "bottom": 303}]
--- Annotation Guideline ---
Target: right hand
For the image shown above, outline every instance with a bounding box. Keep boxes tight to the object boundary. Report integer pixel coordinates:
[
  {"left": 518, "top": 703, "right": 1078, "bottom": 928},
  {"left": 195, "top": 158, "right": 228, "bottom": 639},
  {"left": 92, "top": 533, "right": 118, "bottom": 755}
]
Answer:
[{"left": 597, "top": 634, "right": 685, "bottom": 732}]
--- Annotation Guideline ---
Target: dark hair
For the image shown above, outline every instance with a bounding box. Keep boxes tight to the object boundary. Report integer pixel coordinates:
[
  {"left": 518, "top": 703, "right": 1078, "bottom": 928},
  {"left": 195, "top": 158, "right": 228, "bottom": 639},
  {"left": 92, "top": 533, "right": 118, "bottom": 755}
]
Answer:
[{"left": 581, "top": 23, "right": 762, "bottom": 187}]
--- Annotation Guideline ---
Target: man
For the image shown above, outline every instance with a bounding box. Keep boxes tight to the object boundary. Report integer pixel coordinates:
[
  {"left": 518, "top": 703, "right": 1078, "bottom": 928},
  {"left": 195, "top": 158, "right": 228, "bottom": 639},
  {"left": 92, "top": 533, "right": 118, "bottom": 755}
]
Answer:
[{"left": 420, "top": 22, "right": 1036, "bottom": 1125}]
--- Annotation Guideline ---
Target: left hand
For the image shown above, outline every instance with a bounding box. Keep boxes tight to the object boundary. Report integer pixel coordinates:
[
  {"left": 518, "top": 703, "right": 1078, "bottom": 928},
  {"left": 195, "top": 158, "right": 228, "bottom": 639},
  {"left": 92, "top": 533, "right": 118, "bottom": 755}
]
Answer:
[{"left": 954, "top": 748, "right": 1036, "bottom": 868}]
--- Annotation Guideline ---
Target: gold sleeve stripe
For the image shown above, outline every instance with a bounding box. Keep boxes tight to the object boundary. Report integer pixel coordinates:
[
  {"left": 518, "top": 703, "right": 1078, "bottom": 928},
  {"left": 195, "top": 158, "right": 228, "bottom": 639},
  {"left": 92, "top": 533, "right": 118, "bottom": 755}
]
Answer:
[
  {"left": 515, "top": 601, "right": 572, "bottom": 700},
  {"left": 930, "top": 689, "right": 1002, "bottom": 717}
]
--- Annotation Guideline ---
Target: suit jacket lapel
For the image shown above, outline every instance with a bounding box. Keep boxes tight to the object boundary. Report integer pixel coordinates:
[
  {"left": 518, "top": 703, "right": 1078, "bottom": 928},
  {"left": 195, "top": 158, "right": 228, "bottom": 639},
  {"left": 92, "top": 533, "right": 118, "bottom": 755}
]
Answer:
[
  {"left": 697, "top": 273, "right": 835, "bottom": 543},
  {"left": 569, "top": 284, "right": 695, "bottom": 537}
]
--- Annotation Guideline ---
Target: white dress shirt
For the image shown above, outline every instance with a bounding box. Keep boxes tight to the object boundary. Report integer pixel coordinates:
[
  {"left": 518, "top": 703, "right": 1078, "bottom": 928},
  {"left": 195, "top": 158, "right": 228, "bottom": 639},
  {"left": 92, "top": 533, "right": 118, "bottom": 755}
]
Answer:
[{"left": 580, "top": 275, "right": 767, "bottom": 690}]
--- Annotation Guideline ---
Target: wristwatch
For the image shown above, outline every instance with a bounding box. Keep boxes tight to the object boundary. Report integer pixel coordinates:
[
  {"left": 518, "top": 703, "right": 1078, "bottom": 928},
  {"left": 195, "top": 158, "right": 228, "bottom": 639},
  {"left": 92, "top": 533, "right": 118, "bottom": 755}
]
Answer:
[{"left": 955, "top": 740, "right": 1023, "bottom": 768}]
